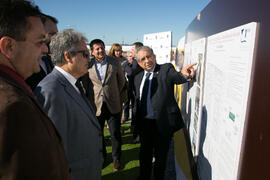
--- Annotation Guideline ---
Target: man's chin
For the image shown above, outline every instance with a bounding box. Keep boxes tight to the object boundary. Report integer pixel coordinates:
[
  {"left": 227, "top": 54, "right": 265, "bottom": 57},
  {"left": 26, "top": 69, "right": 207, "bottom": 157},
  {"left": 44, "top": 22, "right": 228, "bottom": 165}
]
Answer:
[
  {"left": 34, "top": 66, "right": 41, "bottom": 73},
  {"left": 146, "top": 66, "right": 153, "bottom": 71}
]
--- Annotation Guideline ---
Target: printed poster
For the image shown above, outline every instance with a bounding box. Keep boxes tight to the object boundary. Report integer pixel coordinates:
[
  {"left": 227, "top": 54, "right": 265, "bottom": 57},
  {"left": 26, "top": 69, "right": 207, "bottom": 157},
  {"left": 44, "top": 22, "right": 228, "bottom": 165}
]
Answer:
[
  {"left": 198, "top": 22, "right": 258, "bottom": 180},
  {"left": 185, "top": 38, "right": 206, "bottom": 156}
]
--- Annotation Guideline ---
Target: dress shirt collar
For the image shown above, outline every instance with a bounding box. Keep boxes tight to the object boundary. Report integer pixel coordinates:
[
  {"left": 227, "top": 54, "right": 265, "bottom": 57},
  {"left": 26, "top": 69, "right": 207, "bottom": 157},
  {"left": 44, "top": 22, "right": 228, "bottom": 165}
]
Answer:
[
  {"left": 143, "top": 64, "right": 156, "bottom": 79},
  {"left": 94, "top": 55, "right": 107, "bottom": 65},
  {"left": 55, "top": 66, "right": 79, "bottom": 93}
]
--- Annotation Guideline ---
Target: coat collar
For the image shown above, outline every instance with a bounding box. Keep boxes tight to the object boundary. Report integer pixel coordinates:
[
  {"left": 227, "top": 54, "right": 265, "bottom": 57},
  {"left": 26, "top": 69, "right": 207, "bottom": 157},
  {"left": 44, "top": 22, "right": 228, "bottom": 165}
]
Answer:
[
  {"left": 88, "top": 56, "right": 114, "bottom": 85},
  {"left": 153, "top": 64, "right": 160, "bottom": 77},
  {"left": 135, "top": 64, "right": 160, "bottom": 99},
  {"left": 52, "top": 69, "right": 101, "bottom": 130},
  {"left": 150, "top": 64, "right": 160, "bottom": 98}
]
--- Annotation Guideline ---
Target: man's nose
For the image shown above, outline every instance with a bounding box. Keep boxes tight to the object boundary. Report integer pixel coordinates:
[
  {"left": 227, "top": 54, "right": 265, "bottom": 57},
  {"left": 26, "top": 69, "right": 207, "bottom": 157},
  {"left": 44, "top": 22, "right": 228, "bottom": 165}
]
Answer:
[{"left": 145, "top": 56, "right": 151, "bottom": 62}]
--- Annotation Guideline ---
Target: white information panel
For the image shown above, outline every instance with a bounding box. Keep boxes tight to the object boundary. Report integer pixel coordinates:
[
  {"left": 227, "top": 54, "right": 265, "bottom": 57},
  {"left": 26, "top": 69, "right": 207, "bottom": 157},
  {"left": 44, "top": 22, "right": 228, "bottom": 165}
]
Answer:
[
  {"left": 186, "top": 38, "right": 206, "bottom": 157},
  {"left": 182, "top": 42, "right": 192, "bottom": 117},
  {"left": 198, "top": 22, "right": 258, "bottom": 180},
  {"left": 143, "top": 31, "right": 172, "bottom": 64}
]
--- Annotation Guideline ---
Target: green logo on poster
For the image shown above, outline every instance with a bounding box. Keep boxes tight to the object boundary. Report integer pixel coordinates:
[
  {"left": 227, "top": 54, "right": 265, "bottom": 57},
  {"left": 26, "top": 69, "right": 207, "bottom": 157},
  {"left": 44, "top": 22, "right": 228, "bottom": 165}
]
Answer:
[{"left": 229, "top": 112, "right": 235, "bottom": 122}]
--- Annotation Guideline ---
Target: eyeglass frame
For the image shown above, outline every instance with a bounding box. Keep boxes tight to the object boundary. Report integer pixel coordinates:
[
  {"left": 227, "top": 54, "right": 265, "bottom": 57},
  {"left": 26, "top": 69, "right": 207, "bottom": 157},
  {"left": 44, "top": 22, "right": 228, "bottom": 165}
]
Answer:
[{"left": 70, "top": 50, "right": 90, "bottom": 59}]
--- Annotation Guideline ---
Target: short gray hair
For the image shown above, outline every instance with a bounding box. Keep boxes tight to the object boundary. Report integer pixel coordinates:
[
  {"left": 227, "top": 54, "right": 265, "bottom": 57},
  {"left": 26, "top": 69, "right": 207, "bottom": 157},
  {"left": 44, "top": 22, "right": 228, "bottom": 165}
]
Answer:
[
  {"left": 50, "top": 29, "right": 88, "bottom": 66},
  {"left": 135, "top": 46, "right": 154, "bottom": 61}
]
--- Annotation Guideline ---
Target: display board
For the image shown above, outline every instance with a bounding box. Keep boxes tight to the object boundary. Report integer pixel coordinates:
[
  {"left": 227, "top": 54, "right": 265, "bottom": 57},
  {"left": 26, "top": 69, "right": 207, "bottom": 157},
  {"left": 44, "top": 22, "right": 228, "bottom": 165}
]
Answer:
[
  {"left": 174, "top": 36, "right": 185, "bottom": 71},
  {"left": 184, "top": 38, "right": 206, "bottom": 157},
  {"left": 143, "top": 31, "right": 172, "bottom": 64},
  {"left": 198, "top": 22, "right": 258, "bottom": 180}
]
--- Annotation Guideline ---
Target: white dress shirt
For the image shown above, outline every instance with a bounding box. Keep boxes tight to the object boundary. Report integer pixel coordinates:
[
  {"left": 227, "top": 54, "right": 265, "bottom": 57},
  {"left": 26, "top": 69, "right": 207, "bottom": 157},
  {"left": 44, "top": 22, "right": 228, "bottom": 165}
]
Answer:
[
  {"left": 94, "top": 56, "right": 107, "bottom": 83},
  {"left": 54, "top": 66, "right": 80, "bottom": 94},
  {"left": 139, "top": 67, "right": 155, "bottom": 119}
]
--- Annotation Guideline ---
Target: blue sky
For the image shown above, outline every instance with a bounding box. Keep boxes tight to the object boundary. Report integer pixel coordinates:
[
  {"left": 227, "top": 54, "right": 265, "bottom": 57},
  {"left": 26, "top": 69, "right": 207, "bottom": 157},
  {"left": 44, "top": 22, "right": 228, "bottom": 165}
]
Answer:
[{"left": 34, "top": 0, "right": 211, "bottom": 46}]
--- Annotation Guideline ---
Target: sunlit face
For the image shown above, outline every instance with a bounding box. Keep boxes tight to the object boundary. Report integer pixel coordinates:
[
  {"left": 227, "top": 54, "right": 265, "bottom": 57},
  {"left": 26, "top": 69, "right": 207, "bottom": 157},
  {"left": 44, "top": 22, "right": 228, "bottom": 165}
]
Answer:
[
  {"left": 137, "top": 49, "right": 156, "bottom": 72},
  {"left": 127, "top": 51, "right": 133, "bottom": 61},
  {"left": 91, "top": 43, "right": 106, "bottom": 62},
  {"left": 114, "top": 49, "right": 122, "bottom": 58},
  {"left": 70, "top": 40, "right": 90, "bottom": 78},
  {"left": 14, "top": 16, "right": 48, "bottom": 79}
]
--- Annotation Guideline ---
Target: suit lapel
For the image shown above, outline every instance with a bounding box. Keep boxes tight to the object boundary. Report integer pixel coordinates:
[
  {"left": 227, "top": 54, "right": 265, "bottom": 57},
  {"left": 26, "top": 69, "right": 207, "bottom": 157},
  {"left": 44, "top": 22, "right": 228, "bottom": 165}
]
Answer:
[
  {"left": 150, "top": 64, "right": 160, "bottom": 99},
  {"left": 88, "top": 61, "right": 102, "bottom": 85},
  {"left": 54, "top": 70, "right": 101, "bottom": 130},
  {"left": 135, "top": 71, "right": 144, "bottom": 98},
  {"left": 103, "top": 57, "right": 112, "bottom": 85}
]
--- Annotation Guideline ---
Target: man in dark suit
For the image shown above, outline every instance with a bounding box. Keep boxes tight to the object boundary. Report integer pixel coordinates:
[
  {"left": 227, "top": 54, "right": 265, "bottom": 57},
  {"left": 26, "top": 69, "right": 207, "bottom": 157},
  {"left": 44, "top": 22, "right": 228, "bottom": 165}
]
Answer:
[
  {"left": 122, "top": 42, "right": 143, "bottom": 123},
  {"left": 122, "top": 42, "right": 143, "bottom": 143},
  {"left": 0, "top": 1, "right": 71, "bottom": 179},
  {"left": 25, "top": 14, "right": 58, "bottom": 91},
  {"left": 88, "top": 39, "right": 126, "bottom": 171},
  {"left": 133, "top": 46, "right": 196, "bottom": 180},
  {"left": 35, "top": 29, "right": 103, "bottom": 180}
]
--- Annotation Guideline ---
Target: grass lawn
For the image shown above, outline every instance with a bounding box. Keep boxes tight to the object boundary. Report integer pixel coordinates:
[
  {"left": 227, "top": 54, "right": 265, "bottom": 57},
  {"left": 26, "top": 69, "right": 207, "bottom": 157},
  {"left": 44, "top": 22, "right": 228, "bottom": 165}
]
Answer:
[{"left": 102, "top": 122, "right": 140, "bottom": 180}]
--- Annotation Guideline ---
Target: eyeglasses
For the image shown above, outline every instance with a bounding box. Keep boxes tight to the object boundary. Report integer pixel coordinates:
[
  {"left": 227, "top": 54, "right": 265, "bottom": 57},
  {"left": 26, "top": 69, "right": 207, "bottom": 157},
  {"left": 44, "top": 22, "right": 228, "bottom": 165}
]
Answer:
[{"left": 72, "top": 50, "right": 90, "bottom": 59}]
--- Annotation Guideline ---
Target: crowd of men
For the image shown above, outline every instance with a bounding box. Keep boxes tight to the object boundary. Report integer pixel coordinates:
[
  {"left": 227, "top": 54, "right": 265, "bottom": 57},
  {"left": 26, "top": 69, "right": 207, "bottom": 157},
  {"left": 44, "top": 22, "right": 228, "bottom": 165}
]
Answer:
[{"left": 0, "top": 0, "right": 196, "bottom": 180}]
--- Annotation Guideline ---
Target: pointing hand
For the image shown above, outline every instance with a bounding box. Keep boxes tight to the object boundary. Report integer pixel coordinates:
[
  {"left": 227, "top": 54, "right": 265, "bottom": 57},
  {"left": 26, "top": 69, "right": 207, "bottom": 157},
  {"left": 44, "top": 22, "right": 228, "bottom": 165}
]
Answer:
[{"left": 181, "top": 63, "right": 197, "bottom": 78}]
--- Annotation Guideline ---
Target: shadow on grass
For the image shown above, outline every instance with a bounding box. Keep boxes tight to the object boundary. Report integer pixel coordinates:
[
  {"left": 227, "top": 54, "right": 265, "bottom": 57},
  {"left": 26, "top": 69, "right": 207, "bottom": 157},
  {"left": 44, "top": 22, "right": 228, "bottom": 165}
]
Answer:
[
  {"left": 104, "top": 123, "right": 132, "bottom": 136},
  {"left": 121, "top": 146, "right": 140, "bottom": 168},
  {"left": 103, "top": 146, "right": 140, "bottom": 169},
  {"left": 102, "top": 166, "right": 139, "bottom": 180},
  {"left": 102, "top": 122, "right": 140, "bottom": 180},
  {"left": 104, "top": 133, "right": 137, "bottom": 147},
  {"left": 104, "top": 123, "right": 139, "bottom": 147}
]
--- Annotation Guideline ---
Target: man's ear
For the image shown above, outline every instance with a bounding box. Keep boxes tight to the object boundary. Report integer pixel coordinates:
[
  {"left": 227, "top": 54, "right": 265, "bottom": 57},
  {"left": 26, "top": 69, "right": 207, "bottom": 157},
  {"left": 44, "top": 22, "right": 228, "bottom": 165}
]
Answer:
[
  {"left": 0, "top": 36, "right": 16, "bottom": 59},
  {"left": 64, "top": 51, "right": 73, "bottom": 63}
]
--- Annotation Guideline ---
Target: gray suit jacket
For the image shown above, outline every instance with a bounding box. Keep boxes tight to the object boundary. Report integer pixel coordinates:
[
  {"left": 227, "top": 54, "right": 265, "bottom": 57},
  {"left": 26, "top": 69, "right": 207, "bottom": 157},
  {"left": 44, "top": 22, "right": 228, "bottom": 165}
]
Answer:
[{"left": 35, "top": 68, "right": 102, "bottom": 180}]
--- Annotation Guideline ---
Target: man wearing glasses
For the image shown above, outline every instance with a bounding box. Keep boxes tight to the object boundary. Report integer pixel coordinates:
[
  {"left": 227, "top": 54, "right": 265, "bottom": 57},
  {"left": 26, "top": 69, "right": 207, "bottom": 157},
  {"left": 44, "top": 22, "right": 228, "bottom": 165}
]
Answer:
[
  {"left": 35, "top": 29, "right": 103, "bottom": 180},
  {"left": 133, "top": 46, "right": 196, "bottom": 180},
  {"left": 0, "top": 0, "right": 71, "bottom": 179}
]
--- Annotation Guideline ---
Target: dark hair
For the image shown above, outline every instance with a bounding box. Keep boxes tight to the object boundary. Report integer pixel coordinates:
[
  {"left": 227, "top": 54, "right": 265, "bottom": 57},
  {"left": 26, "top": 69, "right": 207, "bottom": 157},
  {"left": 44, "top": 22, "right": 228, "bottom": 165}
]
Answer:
[
  {"left": 89, "top": 39, "right": 105, "bottom": 50},
  {"left": 0, "top": 0, "right": 42, "bottom": 41},
  {"left": 132, "top": 42, "right": 143, "bottom": 50},
  {"left": 40, "top": 13, "right": 58, "bottom": 25}
]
